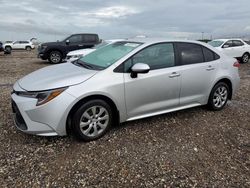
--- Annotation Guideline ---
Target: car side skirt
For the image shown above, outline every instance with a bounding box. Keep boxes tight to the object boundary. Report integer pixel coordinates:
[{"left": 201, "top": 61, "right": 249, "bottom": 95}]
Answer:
[{"left": 126, "top": 103, "right": 202, "bottom": 122}]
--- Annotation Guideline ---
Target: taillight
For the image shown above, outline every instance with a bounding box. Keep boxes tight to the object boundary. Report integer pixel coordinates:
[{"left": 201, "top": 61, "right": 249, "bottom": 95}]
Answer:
[{"left": 233, "top": 60, "right": 240, "bottom": 68}]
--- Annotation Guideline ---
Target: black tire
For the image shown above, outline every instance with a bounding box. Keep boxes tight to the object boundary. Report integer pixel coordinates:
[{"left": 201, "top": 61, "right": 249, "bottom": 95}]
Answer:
[
  {"left": 4, "top": 50, "right": 11, "bottom": 55},
  {"left": 241, "top": 53, "right": 249, "bottom": 64},
  {"left": 49, "top": 51, "right": 62, "bottom": 64},
  {"left": 207, "top": 82, "right": 229, "bottom": 111},
  {"left": 72, "top": 99, "right": 113, "bottom": 141},
  {"left": 5, "top": 46, "right": 12, "bottom": 52},
  {"left": 25, "top": 46, "right": 32, "bottom": 51}
]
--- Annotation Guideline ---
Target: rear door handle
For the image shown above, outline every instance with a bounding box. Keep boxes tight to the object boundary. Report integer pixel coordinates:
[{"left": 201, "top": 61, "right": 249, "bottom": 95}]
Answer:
[
  {"left": 169, "top": 72, "right": 180, "bottom": 78},
  {"left": 206, "top": 66, "right": 215, "bottom": 71},
  {"left": 78, "top": 44, "right": 84, "bottom": 47}
]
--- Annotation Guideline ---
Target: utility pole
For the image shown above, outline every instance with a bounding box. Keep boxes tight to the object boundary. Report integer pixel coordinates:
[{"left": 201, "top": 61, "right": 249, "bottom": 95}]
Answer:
[{"left": 202, "top": 32, "right": 204, "bottom": 40}]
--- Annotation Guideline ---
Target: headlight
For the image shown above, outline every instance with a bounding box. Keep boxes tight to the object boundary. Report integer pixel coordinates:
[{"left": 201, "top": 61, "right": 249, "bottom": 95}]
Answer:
[
  {"left": 41, "top": 45, "right": 47, "bottom": 50},
  {"left": 15, "top": 87, "right": 68, "bottom": 106},
  {"left": 72, "top": 55, "right": 82, "bottom": 58}
]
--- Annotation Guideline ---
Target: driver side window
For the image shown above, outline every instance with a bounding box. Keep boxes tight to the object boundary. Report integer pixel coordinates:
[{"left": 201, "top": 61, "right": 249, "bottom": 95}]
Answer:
[
  {"left": 223, "top": 40, "right": 233, "bottom": 48},
  {"left": 124, "top": 43, "right": 175, "bottom": 72}
]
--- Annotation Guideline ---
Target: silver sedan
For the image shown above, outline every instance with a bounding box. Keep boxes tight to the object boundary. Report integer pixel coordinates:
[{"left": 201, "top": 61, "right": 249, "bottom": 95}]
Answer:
[{"left": 11, "top": 38, "right": 240, "bottom": 141}]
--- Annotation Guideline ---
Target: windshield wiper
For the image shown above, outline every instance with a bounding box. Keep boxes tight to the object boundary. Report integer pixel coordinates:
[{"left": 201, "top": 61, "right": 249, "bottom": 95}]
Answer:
[
  {"left": 72, "top": 60, "right": 93, "bottom": 69},
  {"left": 72, "top": 59, "right": 103, "bottom": 70}
]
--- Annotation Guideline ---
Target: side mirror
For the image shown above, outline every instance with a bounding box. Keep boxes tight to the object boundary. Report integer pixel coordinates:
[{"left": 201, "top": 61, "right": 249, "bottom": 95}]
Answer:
[
  {"left": 66, "top": 40, "right": 70, "bottom": 45},
  {"left": 223, "top": 44, "right": 230, "bottom": 48},
  {"left": 130, "top": 63, "right": 150, "bottom": 78}
]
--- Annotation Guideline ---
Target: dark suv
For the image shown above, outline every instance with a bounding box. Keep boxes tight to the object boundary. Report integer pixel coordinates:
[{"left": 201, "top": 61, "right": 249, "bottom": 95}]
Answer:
[
  {"left": 38, "top": 33, "right": 100, "bottom": 63},
  {"left": 0, "top": 41, "right": 3, "bottom": 52}
]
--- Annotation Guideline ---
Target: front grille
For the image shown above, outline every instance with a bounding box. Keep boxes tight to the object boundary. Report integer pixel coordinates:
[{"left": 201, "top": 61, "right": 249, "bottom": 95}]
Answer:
[{"left": 11, "top": 100, "right": 27, "bottom": 130}]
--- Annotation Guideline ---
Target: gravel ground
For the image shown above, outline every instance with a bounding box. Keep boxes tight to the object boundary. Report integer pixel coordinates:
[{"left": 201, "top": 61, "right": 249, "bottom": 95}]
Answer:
[{"left": 0, "top": 51, "right": 249, "bottom": 187}]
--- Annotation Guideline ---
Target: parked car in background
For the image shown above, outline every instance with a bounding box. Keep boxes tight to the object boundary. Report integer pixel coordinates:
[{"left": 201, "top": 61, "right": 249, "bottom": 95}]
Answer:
[
  {"left": 65, "top": 39, "right": 123, "bottom": 62},
  {"left": 3, "top": 41, "right": 34, "bottom": 51},
  {"left": 0, "top": 41, "right": 11, "bottom": 54},
  {"left": 208, "top": 39, "right": 250, "bottom": 63},
  {"left": 0, "top": 41, "right": 3, "bottom": 52},
  {"left": 38, "top": 33, "right": 100, "bottom": 64},
  {"left": 11, "top": 38, "right": 240, "bottom": 141},
  {"left": 245, "top": 40, "right": 250, "bottom": 45},
  {"left": 65, "top": 48, "right": 96, "bottom": 63}
]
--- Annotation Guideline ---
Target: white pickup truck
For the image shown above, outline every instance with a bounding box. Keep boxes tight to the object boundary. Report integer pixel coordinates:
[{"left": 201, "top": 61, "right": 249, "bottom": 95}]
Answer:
[
  {"left": 208, "top": 39, "right": 250, "bottom": 63},
  {"left": 3, "top": 41, "right": 35, "bottom": 51}
]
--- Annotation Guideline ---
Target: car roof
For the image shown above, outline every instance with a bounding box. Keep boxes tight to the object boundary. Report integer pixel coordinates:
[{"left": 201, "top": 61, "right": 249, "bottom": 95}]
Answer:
[
  {"left": 119, "top": 37, "right": 206, "bottom": 45},
  {"left": 212, "top": 38, "right": 243, "bottom": 42},
  {"left": 72, "top": 33, "right": 98, "bottom": 35}
]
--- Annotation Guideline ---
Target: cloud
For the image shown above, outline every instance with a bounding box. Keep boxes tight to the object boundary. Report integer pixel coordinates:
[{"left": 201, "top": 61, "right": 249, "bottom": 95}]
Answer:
[
  {"left": 1, "top": 0, "right": 250, "bottom": 41},
  {"left": 244, "top": 26, "right": 250, "bottom": 32},
  {"left": 90, "top": 6, "right": 139, "bottom": 18}
]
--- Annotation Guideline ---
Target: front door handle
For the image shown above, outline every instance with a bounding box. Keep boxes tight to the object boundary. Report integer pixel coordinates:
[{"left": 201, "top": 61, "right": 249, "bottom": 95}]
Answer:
[
  {"left": 206, "top": 66, "right": 215, "bottom": 71},
  {"left": 78, "top": 44, "right": 84, "bottom": 47},
  {"left": 169, "top": 72, "right": 180, "bottom": 78}
]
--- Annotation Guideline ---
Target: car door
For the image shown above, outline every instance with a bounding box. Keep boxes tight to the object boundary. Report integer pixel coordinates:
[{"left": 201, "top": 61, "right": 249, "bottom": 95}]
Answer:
[
  {"left": 221, "top": 40, "right": 233, "bottom": 57},
  {"left": 175, "top": 43, "right": 220, "bottom": 106},
  {"left": 20, "top": 41, "right": 28, "bottom": 49},
  {"left": 13, "top": 41, "right": 22, "bottom": 49},
  {"left": 67, "top": 35, "right": 83, "bottom": 52},
  {"left": 232, "top": 40, "right": 245, "bottom": 57},
  {"left": 123, "top": 43, "right": 181, "bottom": 120}
]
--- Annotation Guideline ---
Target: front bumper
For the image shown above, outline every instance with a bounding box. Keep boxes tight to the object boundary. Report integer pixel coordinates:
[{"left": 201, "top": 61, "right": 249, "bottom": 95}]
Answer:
[
  {"left": 37, "top": 46, "right": 48, "bottom": 60},
  {"left": 11, "top": 86, "right": 77, "bottom": 136},
  {"left": 37, "top": 53, "right": 47, "bottom": 60}
]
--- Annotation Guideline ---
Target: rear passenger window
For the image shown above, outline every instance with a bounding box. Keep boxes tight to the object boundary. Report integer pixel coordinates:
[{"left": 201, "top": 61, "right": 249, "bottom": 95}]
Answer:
[
  {"left": 233, "top": 40, "right": 244, "bottom": 47},
  {"left": 203, "top": 47, "right": 215, "bottom": 62},
  {"left": 202, "top": 47, "right": 220, "bottom": 62},
  {"left": 84, "top": 35, "right": 97, "bottom": 42},
  {"left": 177, "top": 43, "right": 204, "bottom": 65},
  {"left": 214, "top": 53, "right": 220, "bottom": 60}
]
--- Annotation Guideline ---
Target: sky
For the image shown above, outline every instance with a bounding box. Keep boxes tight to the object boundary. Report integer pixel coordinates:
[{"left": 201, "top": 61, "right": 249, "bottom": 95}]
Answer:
[{"left": 0, "top": 0, "right": 250, "bottom": 42}]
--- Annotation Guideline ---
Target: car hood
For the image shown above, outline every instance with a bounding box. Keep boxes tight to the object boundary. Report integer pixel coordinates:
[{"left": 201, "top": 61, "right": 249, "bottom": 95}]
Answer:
[
  {"left": 18, "top": 63, "right": 98, "bottom": 91},
  {"left": 214, "top": 47, "right": 222, "bottom": 51},
  {"left": 68, "top": 49, "right": 96, "bottom": 56}
]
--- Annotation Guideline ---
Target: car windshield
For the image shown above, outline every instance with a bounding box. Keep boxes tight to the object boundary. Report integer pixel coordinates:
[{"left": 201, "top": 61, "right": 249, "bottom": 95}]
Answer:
[
  {"left": 57, "top": 35, "right": 69, "bottom": 42},
  {"left": 94, "top": 41, "right": 109, "bottom": 49},
  {"left": 78, "top": 41, "right": 142, "bottom": 69},
  {"left": 208, "top": 40, "right": 224, "bottom": 47}
]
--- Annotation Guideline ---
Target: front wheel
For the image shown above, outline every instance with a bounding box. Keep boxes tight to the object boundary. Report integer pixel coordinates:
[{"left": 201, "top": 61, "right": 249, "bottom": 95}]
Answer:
[
  {"left": 5, "top": 46, "right": 12, "bottom": 52},
  {"left": 207, "top": 82, "right": 229, "bottom": 111},
  {"left": 25, "top": 46, "right": 32, "bottom": 51},
  {"left": 72, "top": 100, "right": 113, "bottom": 141},
  {"left": 49, "top": 51, "right": 62, "bottom": 64},
  {"left": 241, "top": 53, "right": 249, "bottom": 64}
]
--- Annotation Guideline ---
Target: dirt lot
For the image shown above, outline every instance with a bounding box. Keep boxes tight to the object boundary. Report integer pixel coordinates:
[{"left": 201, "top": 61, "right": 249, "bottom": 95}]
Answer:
[{"left": 0, "top": 51, "right": 249, "bottom": 187}]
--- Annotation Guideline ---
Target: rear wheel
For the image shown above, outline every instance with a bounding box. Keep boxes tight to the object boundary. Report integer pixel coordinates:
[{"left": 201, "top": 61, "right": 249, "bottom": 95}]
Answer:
[
  {"left": 241, "top": 53, "right": 249, "bottom": 63},
  {"left": 49, "top": 51, "right": 62, "bottom": 64},
  {"left": 207, "top": 82, "right": 229, "bottom": 111},
  {"left": 72, "top": 100, "right": 113, "bottom": 141}
]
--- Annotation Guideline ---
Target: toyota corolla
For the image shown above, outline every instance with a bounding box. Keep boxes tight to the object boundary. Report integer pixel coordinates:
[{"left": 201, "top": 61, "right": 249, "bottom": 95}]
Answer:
[{"left": 11, "top": 38, "right": 240, "bottom": 141}]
